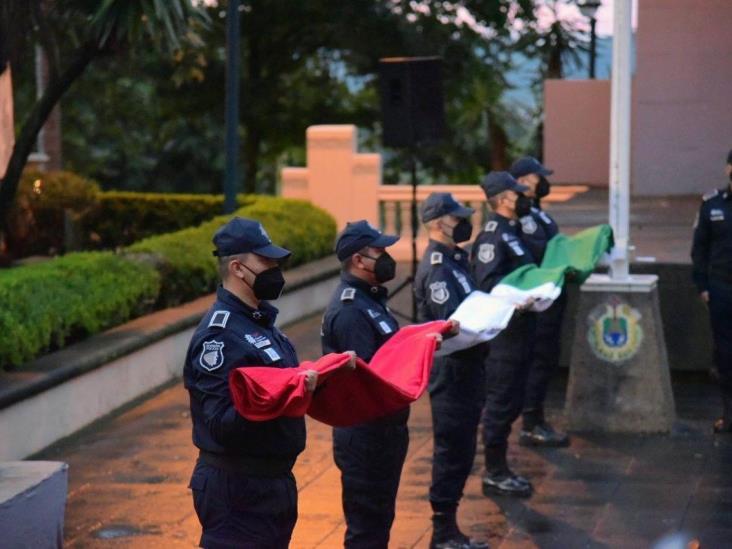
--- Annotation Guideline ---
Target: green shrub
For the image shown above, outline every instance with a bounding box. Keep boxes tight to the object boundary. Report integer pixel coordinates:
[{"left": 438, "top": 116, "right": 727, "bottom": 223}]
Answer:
[
  {"left": 81, "top": 191, "right": 256, "bottom": 249},
  {"left": 0, "top": 195, "right": 335, "bottom": 369},
  {"left": 0, "top": 252, "right": 160, "bottom": 368},
  {"left": 7, "top": 170, "right": 100, "bottom": 257},
  {"left": 127, "top": 196, "right": 336, "bottom": 307}
]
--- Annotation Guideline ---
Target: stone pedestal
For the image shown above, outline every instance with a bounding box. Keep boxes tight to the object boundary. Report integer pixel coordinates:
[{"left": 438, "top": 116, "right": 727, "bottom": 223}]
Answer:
[{"left": 566, "top": 274, "right": 675, "bottom": 433}]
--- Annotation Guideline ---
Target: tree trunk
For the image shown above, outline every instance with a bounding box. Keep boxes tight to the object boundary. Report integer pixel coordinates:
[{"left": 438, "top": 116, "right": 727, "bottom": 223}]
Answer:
[
  {"left": 0, "top": 41, "right": 97, "bottom": 230},
  {"left": 487, "top": 111, "right": 509, "bottom": 171}
]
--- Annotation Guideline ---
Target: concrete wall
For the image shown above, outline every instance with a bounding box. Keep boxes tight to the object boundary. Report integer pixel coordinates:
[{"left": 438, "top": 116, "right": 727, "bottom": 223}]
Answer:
[
  {"left": 0, "top": 67, "right": 13, "bottom": 179},
  {"left": 544, "top": 79, "right": 611, "bottom": 186},
  {"left": 633, "top": 0, "right": 732, "bottom": 195},
  {"left": 543, "top": 0, "right": 732, "bottom": 195}
]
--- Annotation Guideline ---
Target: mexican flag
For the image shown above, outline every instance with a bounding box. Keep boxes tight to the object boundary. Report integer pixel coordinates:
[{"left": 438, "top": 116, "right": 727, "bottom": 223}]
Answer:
[{"left": 438, "top": 224, "right": 614, "bottom": 355}]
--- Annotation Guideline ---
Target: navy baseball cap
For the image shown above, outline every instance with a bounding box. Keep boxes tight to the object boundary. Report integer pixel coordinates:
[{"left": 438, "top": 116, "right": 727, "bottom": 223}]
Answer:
[
  {"left": 212, "top": 217, "right": 291, "bottom": 259},
  {"left": 421, "top": 192, "right": 474, "bottom": 223},
  {"left": 509, "top": 156, "right": 554, "bottom": 178},
  {"left": 335, "top": 220, "right": 399, "bottom": 261},
  {"left": 480, "top": 171, "right": 529, "bottom": 199}
]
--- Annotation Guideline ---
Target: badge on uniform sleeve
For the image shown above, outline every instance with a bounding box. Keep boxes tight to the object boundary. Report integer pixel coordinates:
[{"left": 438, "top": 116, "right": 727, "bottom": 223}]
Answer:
[
  {"left": 478, "top": 243, "right": 495, "bottom": 263},
  {"left": 710, "top": 208, "right": 725, "bottom": 221},
  {"left": 429, "top": 281, "right": 450, "bottom": 304},
  {"left": 199, "top": 340, "right": 225, "bottom": 371},
  {"left": 520, "top": 216, "right": 538, "bottom": 234}
]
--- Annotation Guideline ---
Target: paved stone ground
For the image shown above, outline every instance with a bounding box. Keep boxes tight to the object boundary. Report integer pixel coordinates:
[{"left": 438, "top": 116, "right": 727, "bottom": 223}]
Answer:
[{"left": 40, "top": 308, "right": 732, "bottom": 549}]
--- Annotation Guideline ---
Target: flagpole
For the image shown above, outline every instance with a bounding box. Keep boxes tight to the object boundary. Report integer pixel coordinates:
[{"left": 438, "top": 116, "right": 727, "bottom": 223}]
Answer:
[{"left": 608, "top": 0, "right": 632, "bottom": 279}]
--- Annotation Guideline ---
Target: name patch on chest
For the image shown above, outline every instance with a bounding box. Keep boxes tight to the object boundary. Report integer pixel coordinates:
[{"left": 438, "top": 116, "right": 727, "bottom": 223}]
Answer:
[
  {"left": 710, "top": 208, "right": 725, "bottom": 221},
  {"left": 245, "top": 333, "right": 271, "bottom": 348},
  {"left": 263, "top": 347, "right": 282, "bottom": 362},
  {"left": 378, "top": 320, "right": 394, "bottom": 334}
]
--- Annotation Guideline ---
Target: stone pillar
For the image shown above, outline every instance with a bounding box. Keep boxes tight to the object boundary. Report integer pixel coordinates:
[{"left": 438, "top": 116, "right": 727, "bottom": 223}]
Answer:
[
  {"left": 565, "top": 274, "right": 675, "bottom": 433},
  {"left": 280, "top": 125, "right": 380, "bottom": 230},
  {"left": 0, "top": 65, "right": 13, "bottom": 180}
]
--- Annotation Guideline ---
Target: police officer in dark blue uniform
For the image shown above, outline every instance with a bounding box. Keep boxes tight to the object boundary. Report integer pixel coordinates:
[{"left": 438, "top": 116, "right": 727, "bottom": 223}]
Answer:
[
  {"left": 184, "top": 217, "right": 320, "bottom": 549},
  {"left": 471, "top": 172, "right": 536, "bottom": 498},
  {"left": 510, "top": 157, "right": 570, "bottom": 447},
  {"left": 415, "top": 193, "right": 490, "bottom": 549},
  {"left": 691, "top": 149, "right": 732, "bottom": 433},
  {"left": 321, "top": 220, "right": 407, "bottom": 548}
]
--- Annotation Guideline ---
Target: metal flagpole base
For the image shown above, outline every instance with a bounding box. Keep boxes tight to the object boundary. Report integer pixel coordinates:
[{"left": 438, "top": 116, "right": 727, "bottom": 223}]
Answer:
[{"left": 565, "top": 274, "right": 676, "bottom": 433}]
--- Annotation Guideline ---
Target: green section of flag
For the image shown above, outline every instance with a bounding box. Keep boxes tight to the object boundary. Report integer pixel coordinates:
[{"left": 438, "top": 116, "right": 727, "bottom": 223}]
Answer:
[
  {"left": 499, "top": 224, "right": 614, "bottom": 292},
  {"left": 541, "top": 224, "right": 614, "bottom": 283}
]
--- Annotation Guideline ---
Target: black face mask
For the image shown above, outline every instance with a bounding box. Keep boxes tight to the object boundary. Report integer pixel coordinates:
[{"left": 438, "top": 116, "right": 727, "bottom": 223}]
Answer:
[
  {"left": 445, "top": 218, "right": 473, "bottom": 243},
  {"left": 536, "top": 176, "right": 551, "bottom": 199},
  {"left": 515, "top": 194, "right": 533, "bottom": 217},
  {"left": 243, "top": 264, "right": 286, "bottom": 301},
  {"left": 361, "top": 251, "right": 397, "bottom": 284}
]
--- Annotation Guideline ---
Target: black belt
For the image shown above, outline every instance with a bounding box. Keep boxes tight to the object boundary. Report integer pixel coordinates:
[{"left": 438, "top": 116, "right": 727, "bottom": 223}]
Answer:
[{"left": 198, "top": 450, "right": 295, "bottom": 477}]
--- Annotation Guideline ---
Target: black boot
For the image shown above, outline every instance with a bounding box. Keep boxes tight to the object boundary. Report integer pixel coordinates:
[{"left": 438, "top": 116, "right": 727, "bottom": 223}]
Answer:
[
  {"left": 430, "top": 511, "right": 489, "bottom": 549},
  {"left": 482, "top": 446, "right": 532, "bottom": 498},
  {"left": 713, "top": 393, "right": 732, "bottom": 433}
]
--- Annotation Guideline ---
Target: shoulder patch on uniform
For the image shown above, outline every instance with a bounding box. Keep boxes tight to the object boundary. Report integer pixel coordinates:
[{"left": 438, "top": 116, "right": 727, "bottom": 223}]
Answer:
[
  {"left": 199, "top": 340, "right": 225, "bottom": 371},
  {"left": 485, "top": 221, "right": 498, "bottom": 232},
  {"left": 703, "top": 189, "right": 719, "bottom": 201},
  {"left": 367, "top": 308, "right": 381, "bottom": 319},
  {"left": 430, "top": 251, "right": 443, "bottom": 265},
  {"left": 478, "top": 243, "right": 495, "bottom": 263},
  {"left": 340, "top": 288, "right": 356, "bottom": 301},
  {"left": 429, "top": 281, "right": 450, "bottom": 304},
  {"left": 452, "top": 269, "right": 472, "bottom": 293},
  {"left": 520, "top": 215, "right": 538, "bottom": 234},
  {"left": 208, "top": 310, "right": 230, "bottom": 329}
]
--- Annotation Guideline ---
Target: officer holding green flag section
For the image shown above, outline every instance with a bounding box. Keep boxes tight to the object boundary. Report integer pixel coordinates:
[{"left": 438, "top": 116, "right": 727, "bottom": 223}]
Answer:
[
  {"left": 510, "top": 157, "right": 570, "bottom": 448},
  {"left": 471, "top": 171, "right": 536, "bottom": 498}
]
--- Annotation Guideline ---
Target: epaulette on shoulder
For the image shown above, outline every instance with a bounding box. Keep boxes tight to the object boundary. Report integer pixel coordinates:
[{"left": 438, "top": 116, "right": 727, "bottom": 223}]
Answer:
[
  {"left": 430, "top": 251, "right": 443, "bottom": 265},
  {"left": 484, "top": 220, "right": 498, "bottom": 232},
  {"left": 207, "top": 310, "right": 230, "bottom": 329},
  {"left": 340, "top": 287, "right": 356, "bottom": 302},
  {"left": 702, "top": 189, "right": 719, "bottom": 202}
]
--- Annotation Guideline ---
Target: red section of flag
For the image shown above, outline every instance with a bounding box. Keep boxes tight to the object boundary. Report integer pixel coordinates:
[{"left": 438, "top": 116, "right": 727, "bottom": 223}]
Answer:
[{"left": 228, "top": 321, "right": 451, "bottom": 427}]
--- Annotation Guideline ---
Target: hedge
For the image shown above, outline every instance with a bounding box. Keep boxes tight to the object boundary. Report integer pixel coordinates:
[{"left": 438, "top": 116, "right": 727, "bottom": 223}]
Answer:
[
  {"left": 127, "top": 196, "right": 337, "bottom": 307},
  {"left": 81, "top": 191, "right": 256, "bottom": 249},
  {"left": 0, "top": 253, "right": 160, "bottom": 368},
  {"left": 0, "top": 196, "right": 336, "bottom": 369}
]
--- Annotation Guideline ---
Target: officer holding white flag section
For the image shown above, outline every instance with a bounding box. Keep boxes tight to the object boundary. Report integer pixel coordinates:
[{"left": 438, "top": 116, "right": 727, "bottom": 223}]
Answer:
[
  {"left": 414, "top": 192, "right": 489, "bottom": 549},
  {"left": 510, "top": 157, "right": 570, "bottom": 447},
  {"left": 471, "top": 172, "right": 536, "bottom": 498}
]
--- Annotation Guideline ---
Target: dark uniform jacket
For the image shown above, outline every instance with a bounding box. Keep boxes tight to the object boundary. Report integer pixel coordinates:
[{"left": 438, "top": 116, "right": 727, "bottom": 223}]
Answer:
[
  {"left": 470, "top": 212, "right": 536, "bottom": 361},
  {"left": 518, "top": 205, "right": 559, "bottom": 264},
  {"left": 415, "top": 240, "right": 475, "bottom": 322},
  {"left": 692, "top": 187, "right": 732, "bottom": 290},
  {"left": 183, "top": 286, "right": 305, "bottom": 463},
  {"left": 321, "top": 273, "right": 406, "bottom": 424}
]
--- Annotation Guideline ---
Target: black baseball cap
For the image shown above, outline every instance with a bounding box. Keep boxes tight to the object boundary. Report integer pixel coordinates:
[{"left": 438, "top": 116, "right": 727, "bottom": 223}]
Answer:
[
  {"left": 480, "top": 171, "right": 529, "bottom": 199},
  {"left": 420, "top": 192, "right": 474, "bottom": 223},
  {"left": 509, "top": 156, "right": 554, "bottom": 178},
  {"left": 212, "top": 217, "right": 291, "bottom": 259},
  {"left": 335, "top": 220, "right": 399, "bottom": 261}
]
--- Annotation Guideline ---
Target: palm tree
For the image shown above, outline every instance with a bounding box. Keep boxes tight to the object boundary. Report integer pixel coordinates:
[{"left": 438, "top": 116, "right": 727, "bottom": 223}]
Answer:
[{"left": 0, "top": 0, "right": 208, "bottom": 234}]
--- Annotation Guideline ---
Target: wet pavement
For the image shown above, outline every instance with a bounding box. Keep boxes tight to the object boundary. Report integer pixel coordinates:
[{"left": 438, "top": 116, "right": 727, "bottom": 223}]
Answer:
[{"left": 38, "top": 307, "right": 732, "bottom": 549}]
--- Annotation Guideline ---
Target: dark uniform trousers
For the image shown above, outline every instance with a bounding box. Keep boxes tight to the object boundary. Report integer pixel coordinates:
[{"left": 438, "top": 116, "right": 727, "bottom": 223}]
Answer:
[
  {"left": 333, "top": 420, "right": 409, "bottom": 548},
  {"left": 190, "top": 461, "right": 297, "bottom": 549},
  {"left": 709, "top": 278, "right": 732, "bottom": 396},
  {"left": 429, "top": 345, "right": 486, "bottom": 509},
  {"left": 522, "top": 291, "right": 567, "bottom": 424},
  {"left": 482, "top": 312, "right": 536, "bottom": 457}
]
